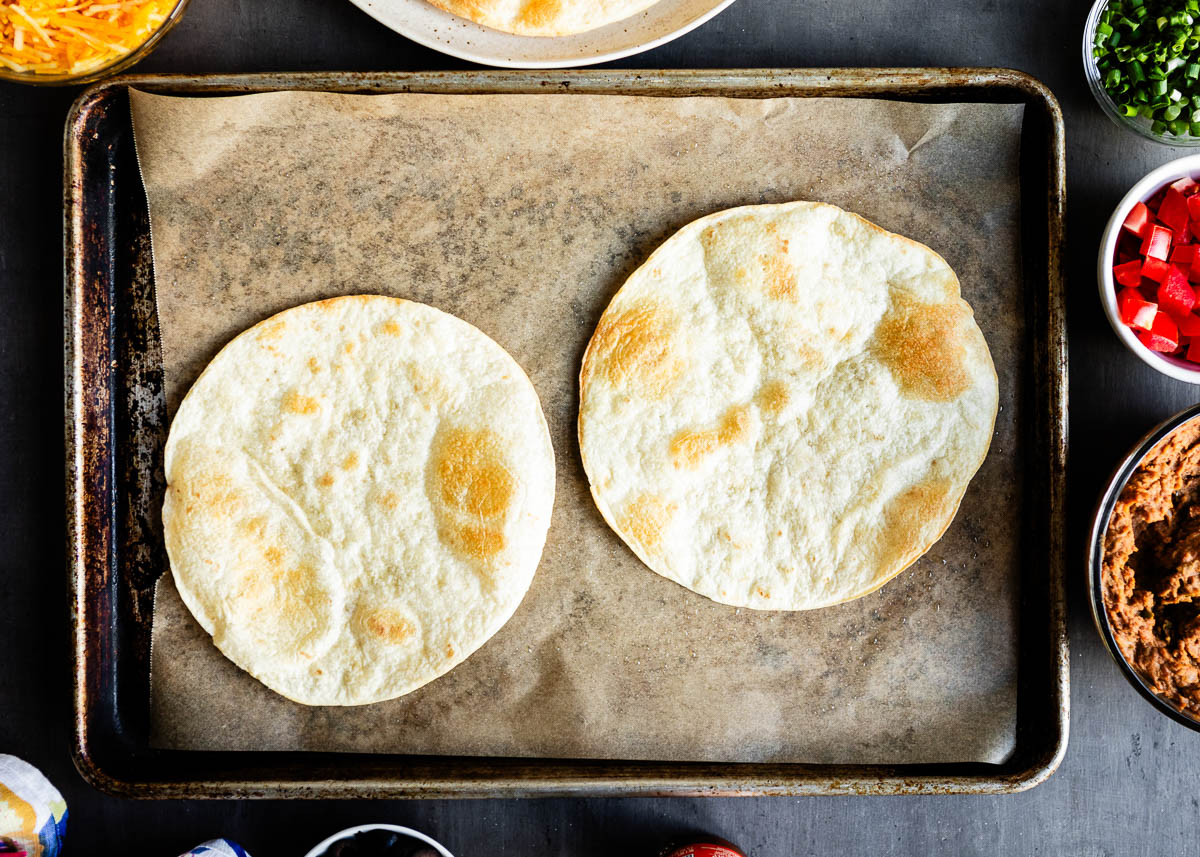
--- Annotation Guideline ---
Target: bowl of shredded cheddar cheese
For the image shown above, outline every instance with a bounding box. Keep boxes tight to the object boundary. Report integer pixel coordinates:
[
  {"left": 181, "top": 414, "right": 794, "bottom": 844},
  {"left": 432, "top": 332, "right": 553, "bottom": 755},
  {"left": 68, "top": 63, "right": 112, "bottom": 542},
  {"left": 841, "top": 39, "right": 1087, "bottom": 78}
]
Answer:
[{"left": 0, "top": 0, "right": 188, "bottom": 84}]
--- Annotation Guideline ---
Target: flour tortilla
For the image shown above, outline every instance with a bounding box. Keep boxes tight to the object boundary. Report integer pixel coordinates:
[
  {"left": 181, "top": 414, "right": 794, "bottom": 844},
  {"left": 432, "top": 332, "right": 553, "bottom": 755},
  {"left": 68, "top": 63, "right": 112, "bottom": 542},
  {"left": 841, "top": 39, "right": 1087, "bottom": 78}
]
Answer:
[
  {"left": 425, "top": 0, "right": 661, "bottom": 36},
  {"left": 163, "top": 295, "right": 555, "bottom": 705},
  {"left": 578, "top": 202, "right": 998, "bottom": 611}
]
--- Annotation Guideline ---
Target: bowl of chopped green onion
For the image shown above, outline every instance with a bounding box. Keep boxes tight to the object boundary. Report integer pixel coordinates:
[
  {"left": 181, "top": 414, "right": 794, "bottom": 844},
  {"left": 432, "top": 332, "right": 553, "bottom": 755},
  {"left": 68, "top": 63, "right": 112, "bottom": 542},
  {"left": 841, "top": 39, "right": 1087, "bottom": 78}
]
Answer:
[{"left": 1086, "top": 0, "right": 1200, "bottom": 144}]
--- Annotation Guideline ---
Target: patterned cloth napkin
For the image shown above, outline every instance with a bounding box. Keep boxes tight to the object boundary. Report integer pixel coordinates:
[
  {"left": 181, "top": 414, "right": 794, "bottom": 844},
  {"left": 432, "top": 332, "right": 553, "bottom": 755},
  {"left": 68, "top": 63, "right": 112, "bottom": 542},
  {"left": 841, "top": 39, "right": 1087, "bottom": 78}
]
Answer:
[
  {"left": 0, "top": 755, "right": 67, "bottom": 857},
  {"left": 177, "top": 840, "right": 252, "bottom": 857}
]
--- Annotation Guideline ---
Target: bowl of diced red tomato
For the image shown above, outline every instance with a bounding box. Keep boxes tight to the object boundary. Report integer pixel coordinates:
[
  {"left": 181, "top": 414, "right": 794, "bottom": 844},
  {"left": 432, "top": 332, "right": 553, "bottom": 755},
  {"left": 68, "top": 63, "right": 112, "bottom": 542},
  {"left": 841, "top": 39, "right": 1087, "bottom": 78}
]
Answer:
[{"left": 1101, "top": 155, "right": 1200, "bottom": 382}]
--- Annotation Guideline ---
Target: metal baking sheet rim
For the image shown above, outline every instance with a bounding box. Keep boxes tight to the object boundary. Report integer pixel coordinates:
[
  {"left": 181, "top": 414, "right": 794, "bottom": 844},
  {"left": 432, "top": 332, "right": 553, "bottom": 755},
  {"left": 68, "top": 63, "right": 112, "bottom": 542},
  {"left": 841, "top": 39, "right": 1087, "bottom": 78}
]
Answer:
[{"left": 64, "top": 68, "right": 1068, "bottom": 799}]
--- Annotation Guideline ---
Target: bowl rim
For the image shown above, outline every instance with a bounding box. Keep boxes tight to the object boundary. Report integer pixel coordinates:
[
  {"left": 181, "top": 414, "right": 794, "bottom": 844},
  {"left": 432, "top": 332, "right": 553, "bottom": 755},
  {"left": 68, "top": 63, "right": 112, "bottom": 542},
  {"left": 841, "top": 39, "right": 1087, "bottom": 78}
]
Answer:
[
  {"left": 342, "top": 0, "right": 738, "bottom": 70},
  {"left": 1098, "top": 152, "right": 1200, "bottom": 384},
  {"left": 302, "top": 824, "right": 455, "bottom": 857},
  {"left": 1088, "top": 402, "right": 1200, "bottom": 733}
]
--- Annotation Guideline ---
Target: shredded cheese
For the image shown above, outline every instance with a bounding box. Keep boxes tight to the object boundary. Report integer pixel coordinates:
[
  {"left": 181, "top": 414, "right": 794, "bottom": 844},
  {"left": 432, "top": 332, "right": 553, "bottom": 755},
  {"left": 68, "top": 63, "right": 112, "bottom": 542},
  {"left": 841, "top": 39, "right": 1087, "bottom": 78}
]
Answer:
[{"left": 1, "top": 0, "right": 174, "bottom": 77}]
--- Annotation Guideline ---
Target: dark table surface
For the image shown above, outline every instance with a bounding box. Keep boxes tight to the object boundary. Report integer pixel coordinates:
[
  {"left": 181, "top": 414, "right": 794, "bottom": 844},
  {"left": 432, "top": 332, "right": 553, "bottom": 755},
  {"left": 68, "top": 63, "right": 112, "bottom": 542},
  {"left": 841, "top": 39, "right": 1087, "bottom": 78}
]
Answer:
[{"left": 1, "top": 0, "right": 1197, "bottom": 853}]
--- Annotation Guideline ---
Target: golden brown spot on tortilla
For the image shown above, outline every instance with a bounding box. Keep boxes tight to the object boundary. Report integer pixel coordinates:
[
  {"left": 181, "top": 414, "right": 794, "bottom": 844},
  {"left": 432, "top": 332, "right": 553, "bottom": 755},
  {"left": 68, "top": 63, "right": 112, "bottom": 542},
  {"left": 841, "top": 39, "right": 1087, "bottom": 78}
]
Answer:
[
  {"left": 586, "top": 303, "right": 685, "bottom": 399},
  {"left": 307, "top": 357, "right": 321, "bottom": 374},
  {"left": 756, "top": 586, "right": 771, "bottom": 599},
  {"left": 757, "top": 380, "right": 790, "bottom": 414},
  {"left": 314, "top": 296, "right": 348, "bottom": 312},
  {"left": 234, "top": 552, "right": 326, "bottom": 640},
  {"left": 431, "top": 427, "right": 515, "bottom": 561},
  {"left": 313, "top": 668, "right": 323, "bottom": 675},
  {"left": 451, "top": 523, "right": 506, "bottom": 558},
  {"left": 182, "top": 471, "right": 243, "bottom": 520},
  {"left": 701, "top": 218, "right": 796, "bottom": 299},
  {"left": 621, "top": 494, "right": 677, "bottom": 555},
  {"left": 760, "top": 238, "right": 796, "bottom": 300},
  {"left": 256, "top": 319, "right": 287, "bottom": 343},
  {"left": 239, "top": 516, "right": 267, "bottom": 538},
  {"left": 342, "top": 451, "right": 360, "bottom": 470},
  {"left": 874, "top": 296, "right": 971, "bottom": 402},
  {"left": 363, "top": 608, "right": 415, "bottom": 644},
  {"left": 283, "top": 391, "right": 320, "bottom": 415},
  {"left": 445, "top": 643, "right": 456, "bottom": 658},
  {"left": 669, "top": 404, "right": 754, "bottom": 469},
  {"left": 881, "top": 478, "right": 952, "bottom": 570},
  {"left": 517, "top": 0, "right": 561, "bottom": 28},
  {"left": 380, "top": 320, "right": 404, "bottom": 336},
  {"left": 379, "top": 491, "right": 401, "bottom": 510},
  {"left": 343, "top": 341, "right": 355, "bottom": 354},
  {"left": 699, "top": 221, "right": 726, "bottom": 250},
  {"left": 718, "top": 405, "right": 750, "bottom": 444},
  {"left": 671, "top": 429, "right": 719, "bottom": 469},
  {"left": 780, "top": 325, "right": 828, "bottom": 370},
  {"left": 318, "top": 472, "right": 335, "bottom": 488},
  {"left": 437, "top": 429, "right": 514, "bottom": 517}
]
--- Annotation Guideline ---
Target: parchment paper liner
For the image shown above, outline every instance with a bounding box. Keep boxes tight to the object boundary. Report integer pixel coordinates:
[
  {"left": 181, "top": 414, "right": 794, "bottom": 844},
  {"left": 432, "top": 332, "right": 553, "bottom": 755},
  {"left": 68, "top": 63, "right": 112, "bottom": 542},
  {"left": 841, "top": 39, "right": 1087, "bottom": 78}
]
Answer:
[{"left": 132, "top": 90, "right": 1024, "bottom": 763}]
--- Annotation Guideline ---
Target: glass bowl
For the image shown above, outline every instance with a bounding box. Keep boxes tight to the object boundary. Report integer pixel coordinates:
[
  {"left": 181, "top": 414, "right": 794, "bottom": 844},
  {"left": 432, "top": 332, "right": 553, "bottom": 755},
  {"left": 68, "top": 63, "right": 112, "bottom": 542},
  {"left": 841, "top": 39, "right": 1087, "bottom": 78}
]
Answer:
[
  {"left": 0, "top": 0, "right": 190, "bottom": 86},
  {"left": 1083, "top": 0, "right": 1200, "bottom": 146}
]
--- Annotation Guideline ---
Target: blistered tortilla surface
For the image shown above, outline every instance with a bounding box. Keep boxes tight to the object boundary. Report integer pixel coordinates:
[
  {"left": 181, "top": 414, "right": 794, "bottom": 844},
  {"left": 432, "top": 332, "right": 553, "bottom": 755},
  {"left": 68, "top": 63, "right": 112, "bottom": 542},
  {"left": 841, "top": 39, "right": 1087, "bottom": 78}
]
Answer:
[
  {"left": 163, "top": 295, "right": 555, "bottom": 705},
  {"left": 579, "top": 202, "right": 998, "bottom": 610}
]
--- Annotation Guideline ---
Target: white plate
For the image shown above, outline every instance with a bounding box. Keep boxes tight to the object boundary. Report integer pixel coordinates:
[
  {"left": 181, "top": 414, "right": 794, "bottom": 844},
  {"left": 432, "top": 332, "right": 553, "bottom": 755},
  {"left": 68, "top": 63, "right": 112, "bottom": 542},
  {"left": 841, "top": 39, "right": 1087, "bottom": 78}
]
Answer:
[{"left": 345, "top": 0, "right": 738, "bottom": 68}]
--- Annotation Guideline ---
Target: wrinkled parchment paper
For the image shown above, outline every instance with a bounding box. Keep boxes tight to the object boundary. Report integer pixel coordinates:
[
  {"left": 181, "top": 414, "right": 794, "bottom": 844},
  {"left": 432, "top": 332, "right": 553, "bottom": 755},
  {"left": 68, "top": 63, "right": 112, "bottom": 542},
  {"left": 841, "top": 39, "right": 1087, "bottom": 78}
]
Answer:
[{"left": 132, "top": 89, "right": 1025, "bottom": 764}]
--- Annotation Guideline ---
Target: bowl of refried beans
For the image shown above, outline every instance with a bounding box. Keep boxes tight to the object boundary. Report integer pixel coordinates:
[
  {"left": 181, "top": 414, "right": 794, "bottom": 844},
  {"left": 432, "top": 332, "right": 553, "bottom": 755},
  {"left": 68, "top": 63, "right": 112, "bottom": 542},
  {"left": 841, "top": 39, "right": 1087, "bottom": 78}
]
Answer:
[{"left": 1092, "top": 402, "right": 1200, "bottom": 728}]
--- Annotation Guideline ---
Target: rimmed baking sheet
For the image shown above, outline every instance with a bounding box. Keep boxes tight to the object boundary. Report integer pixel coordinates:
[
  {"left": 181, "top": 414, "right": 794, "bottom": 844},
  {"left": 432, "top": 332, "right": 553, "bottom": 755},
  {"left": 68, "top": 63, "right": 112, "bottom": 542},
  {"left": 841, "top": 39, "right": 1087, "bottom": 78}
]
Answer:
[{"left": 66, "top": 69, "right": 1068, "bottom": 798}]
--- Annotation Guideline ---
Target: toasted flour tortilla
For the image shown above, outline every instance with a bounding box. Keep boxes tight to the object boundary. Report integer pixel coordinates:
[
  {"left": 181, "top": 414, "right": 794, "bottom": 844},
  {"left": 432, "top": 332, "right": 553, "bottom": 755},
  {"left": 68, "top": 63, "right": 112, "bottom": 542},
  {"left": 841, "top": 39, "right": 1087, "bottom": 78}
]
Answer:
[
  {"left": 163, "top": 295, "right": 555, "bottom": 705},
  {"left": 425, "top": 0, "right": 662, "bottom": 36},
  {"left": 578, "top": 202, "right": 998, "bottom": 610}
]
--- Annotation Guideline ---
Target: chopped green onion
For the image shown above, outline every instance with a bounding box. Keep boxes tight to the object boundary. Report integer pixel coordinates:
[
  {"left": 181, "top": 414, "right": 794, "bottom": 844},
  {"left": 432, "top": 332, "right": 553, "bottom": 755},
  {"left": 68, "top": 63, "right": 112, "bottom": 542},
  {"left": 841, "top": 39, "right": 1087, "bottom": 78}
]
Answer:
[{"left": 1094, "top": 0, "right": 1200, "bottom": 136}]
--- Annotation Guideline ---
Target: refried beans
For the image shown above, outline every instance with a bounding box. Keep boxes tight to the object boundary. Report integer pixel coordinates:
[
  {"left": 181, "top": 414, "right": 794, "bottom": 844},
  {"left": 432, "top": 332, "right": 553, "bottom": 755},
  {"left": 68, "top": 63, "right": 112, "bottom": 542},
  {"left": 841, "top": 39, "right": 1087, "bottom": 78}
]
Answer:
[{"left": 1103, "top": 419, "right": 1200, "bottom": 714}]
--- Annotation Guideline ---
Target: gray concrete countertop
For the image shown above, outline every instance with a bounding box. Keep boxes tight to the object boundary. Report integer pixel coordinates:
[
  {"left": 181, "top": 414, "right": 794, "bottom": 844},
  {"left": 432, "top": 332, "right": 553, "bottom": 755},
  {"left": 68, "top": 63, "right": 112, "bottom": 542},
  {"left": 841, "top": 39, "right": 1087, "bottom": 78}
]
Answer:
[{"left": 0, "top": 0, "right": 1193, "bottom": 853}]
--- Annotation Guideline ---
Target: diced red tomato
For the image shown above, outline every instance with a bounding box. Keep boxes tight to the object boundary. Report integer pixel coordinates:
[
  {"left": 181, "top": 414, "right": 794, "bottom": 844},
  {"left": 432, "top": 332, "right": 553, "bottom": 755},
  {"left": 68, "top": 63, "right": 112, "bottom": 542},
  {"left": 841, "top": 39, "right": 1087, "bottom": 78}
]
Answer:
[
  {"left": 1175, "top": 312, "right": 1200, "bottom": 337},
  {"left": 1160, "top": 188, "right": 1191, "bottom": 232},
  {"left": 1139, "top": 311, "right": 1180, "bottom": 352},
  {"left": 1171, "top": 245, "right": 1198, "bottom": 265},
  {"left": 1119, "top": 289, "right": 1159, "bottom": 330},
  {"left": 1173, "top": 176, "right": 1200, "bottom": 195},
  {"left": 1143, "top": 256, "right": 1172, "bottom": 282},
  {"left": 1142, "top": 224, "right": 1174, "bottom": 260},
  {"left": 1124, "top": 201, "right": 1154, "bottom": 238},
  {"left": 1114, "top": 259, "right": 1143, "bottom": 286},
  {"left": 1159, "top": 266, "right": 1197, "bottom": 316},
  {"left": 1111, "top": 175, "right": 1200, "bottom": 364}
]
